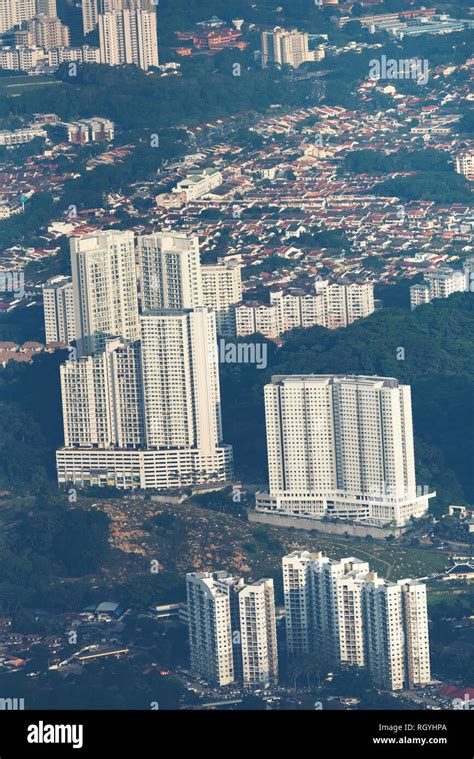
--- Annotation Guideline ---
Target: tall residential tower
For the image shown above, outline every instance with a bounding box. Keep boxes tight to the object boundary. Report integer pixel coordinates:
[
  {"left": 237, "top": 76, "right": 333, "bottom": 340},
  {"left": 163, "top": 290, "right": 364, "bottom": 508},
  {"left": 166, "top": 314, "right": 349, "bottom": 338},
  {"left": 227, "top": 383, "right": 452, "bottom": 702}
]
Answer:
[
  {"left": 70, "top": 230, "right": 140, "bottom": 357},
  {"left": 186, "top": 571, "right": 278, "bottom": 688},
  {"left": 257, "top": 375, "right": 434, "bottom": 525},
  {"left": 283, "top": 551, "right": 431, "bottom": 691},
  {"left": 56, "top": 230, "right": 233, "bottom": 490}
]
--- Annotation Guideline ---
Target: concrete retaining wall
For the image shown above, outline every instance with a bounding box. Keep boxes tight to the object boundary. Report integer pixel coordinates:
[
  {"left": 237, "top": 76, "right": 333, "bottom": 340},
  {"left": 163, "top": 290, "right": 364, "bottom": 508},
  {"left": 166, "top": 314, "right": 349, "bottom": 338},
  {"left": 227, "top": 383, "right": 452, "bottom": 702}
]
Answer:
[{"left": 249, "top": 510, "right": 405, "bottom": 540}]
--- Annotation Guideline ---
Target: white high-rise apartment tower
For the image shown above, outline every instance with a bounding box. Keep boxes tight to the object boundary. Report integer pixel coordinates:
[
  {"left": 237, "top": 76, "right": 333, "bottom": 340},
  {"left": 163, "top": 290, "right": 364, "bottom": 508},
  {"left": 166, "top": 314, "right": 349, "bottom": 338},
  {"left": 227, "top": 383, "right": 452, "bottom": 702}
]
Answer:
[
  {"left": 399, "top": 579, "right": 431, "bottom": 688},
  {"left": 186, "top": 571, "right": 236, "bottom": 687},
  {"left": 283, "top": 551, "right": 369, "bottom": 662},
  {"left": 82, "top": 0, "right": 98, "bottom": 35},
  {"left": 70, "top": 230, "right": 140, "bottom": 356},
  {"left": 139, "top": 307, "right": 222, "bottom": 455},
  {"left": 138, "top": 232, "right": 203, "bottom": 312},
  {"left": 0, "top": 0, "right": 36, "bottom": 33},
  {"left": 283, "top": 551, "right": 431, "bottom": 691},
  {"left": 238, "top": 579, "right": 279, "bottom": 687},
  {"left": 186, "top": 571, "right": 278, "bottom": 688},
  {"left": 43, "top": 275, "right": 76, "bottom": 345},
  {"left": 363, "top": 575, "right": 430, "bottom": 690},
  {"left": 27, "top": 15, "right": 70, "bottom": 49},
  {"left": 56, "top": 308, "right": 233, "bottom": 489},
  {"left": 201, "top": 259, "right": 242, "bottom": 337},
  {"left": 262, "top": 26, "right": 322, "bottom": 69},
  {"left": 257, "top": 375, "right": 434, "bottom": 525},
  {"left": 56, "top": 231, "right": 233, "bottom": 490},
  {"left": 138, "top": 233, "right": 243, "bottom": 337},
  {"left": 60, "top": 337, "right": 144, "bottom": 450},
  {"left": 425, "top": 267, "right": 465, "bottom": 299},
  {"left": 282, "top": 550, "right": 315, "bottom": 657},
  {"left": 98, "top": 1, "right": 159, "bottom": 70}
]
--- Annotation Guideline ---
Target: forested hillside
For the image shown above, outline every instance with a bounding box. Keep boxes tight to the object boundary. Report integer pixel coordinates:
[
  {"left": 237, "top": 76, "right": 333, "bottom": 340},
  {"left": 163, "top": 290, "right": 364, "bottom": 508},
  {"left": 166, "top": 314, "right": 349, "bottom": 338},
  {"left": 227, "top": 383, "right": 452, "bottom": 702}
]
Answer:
[
  {"left": 0, "top": 295, "right": 472, "bottom": 511},
  {"left": 221, "top": 293, "right": 474, "bottom": 512}
]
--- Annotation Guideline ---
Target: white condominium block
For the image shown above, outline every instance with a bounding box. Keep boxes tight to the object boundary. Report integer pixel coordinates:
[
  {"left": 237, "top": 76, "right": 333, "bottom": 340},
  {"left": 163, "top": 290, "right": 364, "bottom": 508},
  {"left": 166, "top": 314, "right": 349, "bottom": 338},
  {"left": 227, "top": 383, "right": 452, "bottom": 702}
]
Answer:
[
  {"left": 363, "top": 574, "right": 407, "bottom": 690},
  {"left": 323, "top": 281, "right": 375, "bottom": 328},
  {"left": 425, "top": 267, "right": 465, "bottom": 299},
  {"left": 236, "top": 302, "right": 279, "bottom": 339},
  {"left": 235, "top": 282, "right": 374, "bottom": 339},
  {"left": 283, "top": 551, "right": 431, "bottom": 691},
  {"left": 36, "top": 0, "right": 57, "bottom": 15},
  {"left": 138, "top": 232, "right": 203, "bottom": 312},
  {"left": 257, "top": 375, "right": 434, "bottom": 525},
  {"left": 455, "top": 150, "right": 474, "bottom": 181},
  {"left": 410, "top": 283, "right": 431, "bottom": 310},
  {"left": 27, "top": 15, "right": 70, "bottom": 49},
  {"left": 314, "top": 555, "right": 369, "bottom": 663},
  {"left": 70, "top": 230, "right": 140, "bottom": 356},
  {"left": 337, "top": 572, "right": 367, "bottom": 668},
  {"left": 283, "top": 551, "right": 369, "bottom": 662},
  {"left": 262, "top": 26, "right": 318, "bottom": 69},
  {"left": 0, "top": 0, "right": 36, "bottom": 34},
  {"left": 269, "top": 289, "right": 326, "bottom": 334},
  {"left": 139, "top": 307, "right": 222, "bottom": 455},
  {"left": 186, "top": 572, "right": 237, "bottom": 687},
  {"left": 0, "top": 126, "right": 46, "bottom": 145},
  {"left": 99, "top": 4, "right": 159, "bottom": 70},
  {"left": 186, "top": 572, "right": 278, "bottom": 688},
  {"left": 399, "top": 579, "right": 431, "bottom": 688},
  {"left": 46, "top": 45, "right": 100, "bottom": 68},
  {"left": 201, "top": 260, "right": 242, "bottom": 337},
  {"left": 43, "top": 275, "right": 75, "bottom": 344},
  {"left": 238, "top": 579, "right": 279, "bottom": 687},
  {"left": 60, "top": 338, "right": 144, "bottom": 448},
  {"left": 363, "top": 575, "right": 431, "bottom": 690},
  {"left": 412, "top": 266, "right": 466, "bottom": 309},
  {"left": 282, "top": 551, "right": 315, "bottom": 657},
  {"left": 82, "top": 0, "right": 98, "bottom": 35}
]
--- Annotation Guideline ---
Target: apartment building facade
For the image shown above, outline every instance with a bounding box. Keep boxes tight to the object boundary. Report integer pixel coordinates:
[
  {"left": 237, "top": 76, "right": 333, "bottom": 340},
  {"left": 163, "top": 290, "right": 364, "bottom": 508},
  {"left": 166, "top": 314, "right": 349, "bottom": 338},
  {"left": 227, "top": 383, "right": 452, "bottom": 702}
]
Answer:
[
  {"left": 201, "top": 259, "right": 242, "bottom": 337},
  {"left": 138, "top": 231, "right": 203, "bottom": 312},
  {"left": 455, "top": 150, "right": 474, "bottom": 181},
  {"left": 283, "top": 551, "right": 431, "bottom": 691},
  {"left": 235, "top": 281, "right": 375, "bottom": 339},
  {"left": 70, "top": 230, "right": 140, "bottom": 357},
  {"left": 257, "top": 374, "right": 434, "bottom": 525},
  {"left": 56, "top": 231, "right": 233, "bottom": 490},
  {"left": 186, "top": 571, "right": 278, "bottom": 688},
  {"left": 262, "top": 26, "right": 323, "bottom": 69},
  {"left": 410, "top": 266, "right": 466, "bottom": 310},
  {"left": 98, "top": 2, "right": 159, "bottom": 70},
  {"left": 43, "top": 275, "right": 75, "bottom": 345}
]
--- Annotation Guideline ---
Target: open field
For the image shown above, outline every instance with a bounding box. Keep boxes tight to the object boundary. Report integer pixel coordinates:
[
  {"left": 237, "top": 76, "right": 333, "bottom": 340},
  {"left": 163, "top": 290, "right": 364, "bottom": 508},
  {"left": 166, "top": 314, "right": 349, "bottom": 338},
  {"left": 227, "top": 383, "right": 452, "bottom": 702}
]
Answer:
[
  {"left": 0, "top": 75, "right": 61, "bottom": 93},
  {"left": 89, "top": 494, "right": 449, "bottom": 591},
  {"left": 0, "top": 491, "right": 451, "bottom": 607}
]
